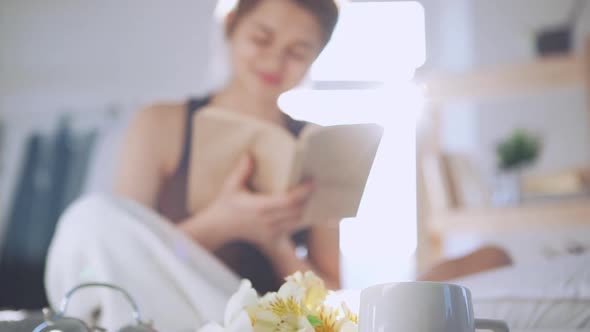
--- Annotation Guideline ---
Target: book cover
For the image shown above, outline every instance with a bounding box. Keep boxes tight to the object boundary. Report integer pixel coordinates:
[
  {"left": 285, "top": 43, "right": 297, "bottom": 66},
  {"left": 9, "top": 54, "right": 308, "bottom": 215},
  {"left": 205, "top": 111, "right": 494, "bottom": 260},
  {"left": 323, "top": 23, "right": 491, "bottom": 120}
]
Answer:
[{"left": 188, "top": 107, "right": 383, "bottom": 223}]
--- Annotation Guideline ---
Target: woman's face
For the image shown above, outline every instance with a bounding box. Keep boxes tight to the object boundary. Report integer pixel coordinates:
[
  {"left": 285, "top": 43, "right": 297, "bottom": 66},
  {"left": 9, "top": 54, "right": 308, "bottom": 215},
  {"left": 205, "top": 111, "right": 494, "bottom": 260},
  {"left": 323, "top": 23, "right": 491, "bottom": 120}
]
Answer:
[{"left": 227, "top": 0, "right": 324, "bottom": 100}]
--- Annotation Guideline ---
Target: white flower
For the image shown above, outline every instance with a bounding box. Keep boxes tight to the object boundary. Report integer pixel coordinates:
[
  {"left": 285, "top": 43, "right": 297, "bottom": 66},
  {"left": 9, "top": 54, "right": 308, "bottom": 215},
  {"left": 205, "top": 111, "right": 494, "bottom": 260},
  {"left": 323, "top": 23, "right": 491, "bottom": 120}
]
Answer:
[
  {"left": 226, "top": 310, "right": 254, "bottom": 332},
  {"left": 336, "top": 320, "right": 357, "bottom": 332},
  {"left": 296, "top": 316, "right": 315, "bottom": 332},
  {"left": 197, "top": 280, "right": 257, "bottom": 332},
  {"left": 197, "top": 271, "right": 357, "bottom": 332},
  {"left": 196, "top": 322, "right": 225, "bottom": 332},
  {"left": 198, "top": 311, "right": 253, "bottom": 332},
  {"left": 224, "top": 280, "right": 258, "bottom": 327}
]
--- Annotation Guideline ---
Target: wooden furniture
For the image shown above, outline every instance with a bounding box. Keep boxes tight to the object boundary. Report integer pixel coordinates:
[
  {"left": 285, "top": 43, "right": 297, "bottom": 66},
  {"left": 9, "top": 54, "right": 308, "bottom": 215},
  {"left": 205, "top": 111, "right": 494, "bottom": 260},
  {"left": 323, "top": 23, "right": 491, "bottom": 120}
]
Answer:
[{"left": 416, "top": 39, "right": 590, "bottom": 272}]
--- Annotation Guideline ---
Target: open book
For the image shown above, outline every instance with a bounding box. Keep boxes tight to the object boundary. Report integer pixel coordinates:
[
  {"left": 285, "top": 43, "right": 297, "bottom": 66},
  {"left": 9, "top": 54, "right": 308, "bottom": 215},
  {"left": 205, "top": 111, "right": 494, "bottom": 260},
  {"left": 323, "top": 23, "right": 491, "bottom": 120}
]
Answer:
[{"left": 187, "top": 107, "right": 383, "bottom": 223}]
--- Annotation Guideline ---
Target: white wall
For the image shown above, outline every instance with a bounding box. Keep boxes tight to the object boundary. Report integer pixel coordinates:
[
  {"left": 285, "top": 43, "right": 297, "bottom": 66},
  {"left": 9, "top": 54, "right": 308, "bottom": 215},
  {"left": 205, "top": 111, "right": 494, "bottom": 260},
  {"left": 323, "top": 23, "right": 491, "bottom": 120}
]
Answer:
[
  {"left": 472, "top": 0, "right": 590, "bottom": 66},
  {"left": 0, "top": 0, "right": 220, "bottom": 235},
  {"left": 419, "top": 0, "right": 474, "bottom": 72},
  {"left": 417, "top": 0, "right": 480, "bottom": 157},
  {"left": 479, "top": 0, "right": 590, "bottom": 175},
  {"left": 1, "top": 0, "right": 219, "bottom": 109},
  {"left": 471, "top": 0, "right": 590, "bottom": 179}
]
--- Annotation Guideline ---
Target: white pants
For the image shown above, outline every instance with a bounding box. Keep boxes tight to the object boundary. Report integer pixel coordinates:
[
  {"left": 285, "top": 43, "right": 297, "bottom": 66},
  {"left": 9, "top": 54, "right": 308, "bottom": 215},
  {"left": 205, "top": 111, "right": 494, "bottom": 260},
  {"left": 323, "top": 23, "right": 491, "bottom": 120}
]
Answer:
[{"left": 45, "top": 194, "right": 240, "bottom": 332}]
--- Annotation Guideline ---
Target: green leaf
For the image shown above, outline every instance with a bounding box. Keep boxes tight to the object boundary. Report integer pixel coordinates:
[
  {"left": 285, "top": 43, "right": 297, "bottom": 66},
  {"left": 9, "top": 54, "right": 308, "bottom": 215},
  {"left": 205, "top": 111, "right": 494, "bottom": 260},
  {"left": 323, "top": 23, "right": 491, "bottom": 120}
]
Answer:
[
  {"left": 307, "top": 315, "right": 323, "bottom": 327},
  {"left": 496, "top": 129, "right": 541, "bottom": 170}
]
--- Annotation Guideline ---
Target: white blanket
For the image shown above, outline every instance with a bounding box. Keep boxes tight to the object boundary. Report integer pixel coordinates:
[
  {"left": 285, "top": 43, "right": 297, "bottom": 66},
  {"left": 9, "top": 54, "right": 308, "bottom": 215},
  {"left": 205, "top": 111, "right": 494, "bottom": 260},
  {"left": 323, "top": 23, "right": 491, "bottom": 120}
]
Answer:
[
  {"left": 451, "top": 253, "right": 590, "bottom": 330},
  {"left": 327, "top": 254, "right": 590, "bottom": 331},
  {"left": 453, "top": 253, "right": 590, "bottom": 300},
  {"left": 45, "top": 194, "right": 240, "bottom": 332}
]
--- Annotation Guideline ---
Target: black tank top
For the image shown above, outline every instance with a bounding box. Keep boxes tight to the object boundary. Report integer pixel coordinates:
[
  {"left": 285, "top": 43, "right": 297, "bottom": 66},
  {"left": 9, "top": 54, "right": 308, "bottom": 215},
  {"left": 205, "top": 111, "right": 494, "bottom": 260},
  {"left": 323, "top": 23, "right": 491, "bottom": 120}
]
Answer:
[{"left": 157, "top": 97, "right": 310, "bottom": 294}]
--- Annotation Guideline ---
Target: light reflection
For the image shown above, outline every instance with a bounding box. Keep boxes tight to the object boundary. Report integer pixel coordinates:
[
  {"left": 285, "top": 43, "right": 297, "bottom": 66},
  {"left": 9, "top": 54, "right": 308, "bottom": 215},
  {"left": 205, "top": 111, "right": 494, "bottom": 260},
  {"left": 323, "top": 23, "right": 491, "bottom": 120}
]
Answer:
[{"left": 217, "top": 0, "right": 426, "bottom": 288}]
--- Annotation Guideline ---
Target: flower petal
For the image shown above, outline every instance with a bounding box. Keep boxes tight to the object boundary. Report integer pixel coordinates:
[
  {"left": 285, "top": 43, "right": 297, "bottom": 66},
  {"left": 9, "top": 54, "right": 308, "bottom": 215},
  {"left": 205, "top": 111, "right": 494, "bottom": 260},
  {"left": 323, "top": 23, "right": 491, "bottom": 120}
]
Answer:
[
  {"left": 196, "top": 322, "right": 225, "bottom": 332},
  {"left": 297, "top": 316, "right": 315, "bottom": 332},
  {"left": 224, "top": 279, "right": 258, "bottom": 326},
  {"left": 338, "top": 320, "right": 358, "bottom": 332},
  {"left": 227, "top": 310, "right": 254, "bottom": 332}
]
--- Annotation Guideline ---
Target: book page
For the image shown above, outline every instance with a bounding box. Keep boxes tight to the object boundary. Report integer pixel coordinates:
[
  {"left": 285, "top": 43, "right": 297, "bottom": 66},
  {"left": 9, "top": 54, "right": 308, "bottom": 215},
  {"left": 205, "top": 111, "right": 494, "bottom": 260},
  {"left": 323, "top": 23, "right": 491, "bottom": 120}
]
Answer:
[
  {"left": 287, "top": 123, "right": 322, "bottom": 188},
  {"left": 295, "top": 123, "right": 384, "bottom": 223},
  {"left": 250, "top": 119, "right": 298, "bottom": 193},
  {"left": 187, "top": 107, "right": 297, "bottom": 213}
]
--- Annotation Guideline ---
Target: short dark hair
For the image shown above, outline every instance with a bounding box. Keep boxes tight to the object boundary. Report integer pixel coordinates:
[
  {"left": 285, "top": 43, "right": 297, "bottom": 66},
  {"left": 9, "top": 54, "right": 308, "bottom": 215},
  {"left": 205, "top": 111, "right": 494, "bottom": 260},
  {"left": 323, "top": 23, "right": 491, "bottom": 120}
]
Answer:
[{"left": 227, "top": 0, "right": 339, "bottom": 46}]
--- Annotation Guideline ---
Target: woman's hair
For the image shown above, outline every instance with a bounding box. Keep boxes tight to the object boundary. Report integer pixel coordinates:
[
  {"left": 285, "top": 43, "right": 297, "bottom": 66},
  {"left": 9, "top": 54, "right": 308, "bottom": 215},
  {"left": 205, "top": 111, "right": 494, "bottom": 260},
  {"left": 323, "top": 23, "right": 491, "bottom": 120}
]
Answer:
[{"left": 227, "top": 0, "right": 339, "bottom": 46}]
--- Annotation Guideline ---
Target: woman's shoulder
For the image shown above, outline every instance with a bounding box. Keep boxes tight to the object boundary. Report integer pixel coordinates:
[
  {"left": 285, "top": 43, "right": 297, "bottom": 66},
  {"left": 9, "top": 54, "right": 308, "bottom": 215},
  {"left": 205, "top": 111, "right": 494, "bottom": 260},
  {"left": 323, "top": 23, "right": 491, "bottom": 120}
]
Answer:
[
  {"left": 134, "top": 100, "right": 187, "bottom": 127},
  {"left": 129, "top": 100, "right": 194, "bottom": 141},
  {"left": 134, "top": 96, "right": 212, "bottom": 130},
  {"left": 126, "top": 100, "right": 191, "bottom": 173}
]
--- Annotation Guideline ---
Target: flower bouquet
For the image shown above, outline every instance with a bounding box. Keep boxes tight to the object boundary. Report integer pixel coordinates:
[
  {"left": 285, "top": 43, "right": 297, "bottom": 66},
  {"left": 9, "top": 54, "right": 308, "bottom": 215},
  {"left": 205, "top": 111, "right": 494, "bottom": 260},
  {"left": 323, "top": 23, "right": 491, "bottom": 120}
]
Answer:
[{"left": 198, "top": 271, "right": 358, "bottom": 332}]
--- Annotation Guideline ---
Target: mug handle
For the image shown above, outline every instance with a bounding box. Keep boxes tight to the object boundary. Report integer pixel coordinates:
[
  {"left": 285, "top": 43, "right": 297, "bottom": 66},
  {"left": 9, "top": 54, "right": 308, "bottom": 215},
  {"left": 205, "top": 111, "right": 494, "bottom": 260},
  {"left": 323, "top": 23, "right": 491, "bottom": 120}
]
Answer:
[{"left": 475, "top": 318, "right": 510, "bottom": 332}]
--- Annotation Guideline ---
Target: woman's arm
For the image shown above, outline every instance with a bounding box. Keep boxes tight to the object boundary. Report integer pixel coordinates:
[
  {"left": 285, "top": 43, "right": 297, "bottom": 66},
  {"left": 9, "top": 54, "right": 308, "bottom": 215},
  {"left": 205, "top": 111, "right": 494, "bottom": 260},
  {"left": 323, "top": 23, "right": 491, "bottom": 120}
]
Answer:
[
  {"left": 116, "top": 104, "right": 246, "bottom": 252},
  {"left": 307, "top": 223, "right": 340, "bottom": 288},
  {"left": 418, "top": 246, "right": 512, "bottom": 281},
  {"left": 114, "top": 104, "right": 184, "bottom": 207},
  {"left": 262, "top": 223, "right": 341, "bottom": 290}
]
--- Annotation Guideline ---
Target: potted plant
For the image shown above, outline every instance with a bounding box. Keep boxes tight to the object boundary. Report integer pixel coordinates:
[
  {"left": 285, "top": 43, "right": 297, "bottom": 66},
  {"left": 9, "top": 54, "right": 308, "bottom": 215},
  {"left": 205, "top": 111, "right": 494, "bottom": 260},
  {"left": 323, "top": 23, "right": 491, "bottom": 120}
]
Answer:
[{"left": 493, "top": 129, "right": 541, "bottom": 206}]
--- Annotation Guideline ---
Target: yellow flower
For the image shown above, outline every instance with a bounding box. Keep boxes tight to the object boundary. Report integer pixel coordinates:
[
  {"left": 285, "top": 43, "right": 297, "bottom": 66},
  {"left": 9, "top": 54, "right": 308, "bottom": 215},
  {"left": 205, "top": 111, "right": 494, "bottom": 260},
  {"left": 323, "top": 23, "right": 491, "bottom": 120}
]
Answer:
[
  {"left": 266, "top": 294, "right": 304, "bottom": 317},
  {"left": 250, "top": 292, "right": 313, "bottom": 332},
  {"left": 251, "top": 306, "right": 313, "bottom": 332},
  {"left": 341, "top": 303, "right": 358, "bottom": 325},
  {"left": 311, "top": 305, "right": 340, "bottom": 332},
  {"left": 279, "top": 271, "right": 328, "bottom": 311},
  {"left": 306, "top": 304, "right": 358, "bottom": 332}
]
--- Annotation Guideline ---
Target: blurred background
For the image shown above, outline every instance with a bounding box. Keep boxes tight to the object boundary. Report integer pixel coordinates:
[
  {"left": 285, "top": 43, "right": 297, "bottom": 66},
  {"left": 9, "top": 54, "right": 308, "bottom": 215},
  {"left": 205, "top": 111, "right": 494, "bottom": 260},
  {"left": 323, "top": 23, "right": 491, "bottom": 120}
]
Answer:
[{"left": 2, "top": 0, "right": 590, "bottom": 312}]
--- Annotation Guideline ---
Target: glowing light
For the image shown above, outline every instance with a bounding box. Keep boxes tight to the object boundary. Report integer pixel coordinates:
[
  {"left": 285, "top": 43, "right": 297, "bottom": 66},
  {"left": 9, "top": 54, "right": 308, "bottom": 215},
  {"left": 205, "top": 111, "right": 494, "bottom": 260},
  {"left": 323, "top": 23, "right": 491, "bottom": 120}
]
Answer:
[
  {"left": 215, "top": 0, "right": 238, "bottom": 19},
  {"left": 311, "top": 1, "right": 425, "bottom": 82},
  {"left": 279, "top": 1, "right": 426, "bottom": 287}
]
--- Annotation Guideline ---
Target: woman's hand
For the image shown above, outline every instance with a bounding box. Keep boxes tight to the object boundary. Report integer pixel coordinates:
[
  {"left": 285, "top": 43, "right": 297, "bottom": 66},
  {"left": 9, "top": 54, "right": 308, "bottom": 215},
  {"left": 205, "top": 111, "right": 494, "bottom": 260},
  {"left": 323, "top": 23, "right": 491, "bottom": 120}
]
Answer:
[{"left": 180, "top": 155, "right": 314, "bottom": 250}]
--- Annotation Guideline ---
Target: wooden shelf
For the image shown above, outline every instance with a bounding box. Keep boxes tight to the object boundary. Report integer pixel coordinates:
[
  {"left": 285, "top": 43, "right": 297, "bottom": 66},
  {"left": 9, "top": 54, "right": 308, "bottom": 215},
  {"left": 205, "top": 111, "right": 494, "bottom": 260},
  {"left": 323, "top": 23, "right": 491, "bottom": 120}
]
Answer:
[
  {"left": 416, "top": 39, "right": 590, "bottom": 268},
  {"left": 422, "top": 54, "right": 586, "bottom": 103},
  {"left": 432, "top": 197, "right": 590, "bottom": 234}
]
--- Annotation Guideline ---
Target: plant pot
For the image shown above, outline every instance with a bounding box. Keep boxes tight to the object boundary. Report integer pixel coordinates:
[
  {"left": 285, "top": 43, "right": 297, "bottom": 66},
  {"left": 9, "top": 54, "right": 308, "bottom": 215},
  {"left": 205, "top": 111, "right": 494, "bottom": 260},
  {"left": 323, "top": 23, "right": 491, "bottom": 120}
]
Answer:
[{"left": 492, "top": 170, "right": 522, "bottom": 207}]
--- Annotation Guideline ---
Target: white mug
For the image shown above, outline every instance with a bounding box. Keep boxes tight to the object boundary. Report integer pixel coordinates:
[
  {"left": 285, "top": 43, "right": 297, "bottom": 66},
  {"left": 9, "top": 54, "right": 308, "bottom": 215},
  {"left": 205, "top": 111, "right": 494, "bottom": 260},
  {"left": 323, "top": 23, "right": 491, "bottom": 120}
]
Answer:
[{"left": 359, "top": 282, "right": 509, "bottom": 332}]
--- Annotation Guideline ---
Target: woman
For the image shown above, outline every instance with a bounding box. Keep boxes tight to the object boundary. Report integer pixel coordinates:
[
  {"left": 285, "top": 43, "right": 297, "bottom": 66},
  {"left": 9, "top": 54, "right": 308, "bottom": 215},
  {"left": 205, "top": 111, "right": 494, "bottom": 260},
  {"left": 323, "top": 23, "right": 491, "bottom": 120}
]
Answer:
[{"left": 114, "top": 0, "right": 340, "bottom": 294}]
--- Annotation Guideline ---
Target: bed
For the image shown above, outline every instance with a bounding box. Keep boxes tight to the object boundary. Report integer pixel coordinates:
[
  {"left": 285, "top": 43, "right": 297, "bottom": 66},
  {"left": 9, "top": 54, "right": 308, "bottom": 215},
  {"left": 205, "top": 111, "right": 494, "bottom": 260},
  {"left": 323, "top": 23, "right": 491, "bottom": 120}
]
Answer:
[
  {"left": 455, "top": 253, "right": 590, "bottom": 330},
  {"left": 325, "top": 253, "right": 590, "bottom": 331}
]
